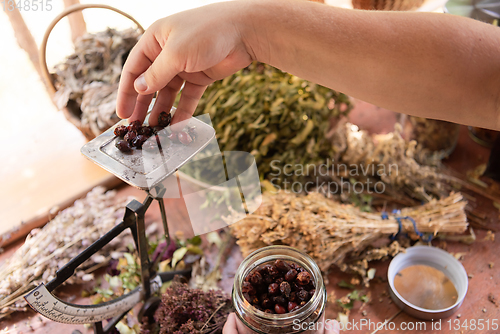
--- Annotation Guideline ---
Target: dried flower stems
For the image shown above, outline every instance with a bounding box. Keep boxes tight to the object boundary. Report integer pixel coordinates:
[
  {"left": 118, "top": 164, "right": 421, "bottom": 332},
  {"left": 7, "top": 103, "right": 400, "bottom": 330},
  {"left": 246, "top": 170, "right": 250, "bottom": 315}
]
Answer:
[
  {"left": 230, "top": 191, "right": 467, "bottom": 273},
  {"left": 53, "top": 28, "right": 141, "bottom": 137},
  {"left": 322, "top": 122, "right": 499, "bottom": 225},
  {"left": 0, "top": 187, "right": 133, "bottom": 318}
]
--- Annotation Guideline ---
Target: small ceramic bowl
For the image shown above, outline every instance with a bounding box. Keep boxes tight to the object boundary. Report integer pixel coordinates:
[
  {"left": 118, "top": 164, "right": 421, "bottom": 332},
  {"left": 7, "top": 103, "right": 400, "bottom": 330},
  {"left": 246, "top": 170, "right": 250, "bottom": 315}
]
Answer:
[{"left": 388, "top": 246, "right": 468, "bottom": 320}]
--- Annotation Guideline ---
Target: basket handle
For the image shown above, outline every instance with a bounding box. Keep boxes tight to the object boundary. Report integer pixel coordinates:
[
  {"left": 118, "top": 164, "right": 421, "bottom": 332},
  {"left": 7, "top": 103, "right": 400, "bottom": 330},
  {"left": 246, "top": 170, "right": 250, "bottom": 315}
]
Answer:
[{"left": 39, "top": 3, "right": 145, "bottom": 95}]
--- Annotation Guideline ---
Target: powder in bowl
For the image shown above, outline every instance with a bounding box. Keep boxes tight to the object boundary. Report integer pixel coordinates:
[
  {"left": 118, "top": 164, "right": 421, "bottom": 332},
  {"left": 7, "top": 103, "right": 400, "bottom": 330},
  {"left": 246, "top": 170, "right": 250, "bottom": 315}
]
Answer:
[{"left": 394, "top": 264, "right": 458, "bottom": 310}]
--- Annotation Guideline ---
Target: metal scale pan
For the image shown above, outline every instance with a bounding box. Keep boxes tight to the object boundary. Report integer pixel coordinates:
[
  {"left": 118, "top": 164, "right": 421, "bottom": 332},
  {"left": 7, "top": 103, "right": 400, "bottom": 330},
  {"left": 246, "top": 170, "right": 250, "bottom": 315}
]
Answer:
[{"left": 81, "top": 108, "right": 216, "bottom": 190}]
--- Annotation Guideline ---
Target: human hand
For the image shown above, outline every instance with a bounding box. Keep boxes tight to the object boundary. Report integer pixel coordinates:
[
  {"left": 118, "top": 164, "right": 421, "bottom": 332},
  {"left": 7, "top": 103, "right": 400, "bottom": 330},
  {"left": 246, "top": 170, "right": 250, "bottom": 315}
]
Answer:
[
  {"left": 222, "top": 313, "right": 340, "bottom": 334},
  {"left": 116, "top": 1, "right": 256, "bottom": 126}
]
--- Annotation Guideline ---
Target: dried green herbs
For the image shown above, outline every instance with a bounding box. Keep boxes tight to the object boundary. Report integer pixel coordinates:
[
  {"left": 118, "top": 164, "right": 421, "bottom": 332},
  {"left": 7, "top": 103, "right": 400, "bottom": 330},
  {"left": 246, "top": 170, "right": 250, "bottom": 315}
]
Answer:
[
  {"left": 191, "top": 62, "right": 351, "bottom": 185},
  {"left": 53, "top": 28, "right": 141, "bottom": 137}
]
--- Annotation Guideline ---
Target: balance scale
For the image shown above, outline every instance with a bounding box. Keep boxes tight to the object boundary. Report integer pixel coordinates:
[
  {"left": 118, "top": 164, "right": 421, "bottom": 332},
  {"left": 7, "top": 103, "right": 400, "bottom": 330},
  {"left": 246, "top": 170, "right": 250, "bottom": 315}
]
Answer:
[{"left": 24, "top": 110, "right": 216, "bottom": 333}]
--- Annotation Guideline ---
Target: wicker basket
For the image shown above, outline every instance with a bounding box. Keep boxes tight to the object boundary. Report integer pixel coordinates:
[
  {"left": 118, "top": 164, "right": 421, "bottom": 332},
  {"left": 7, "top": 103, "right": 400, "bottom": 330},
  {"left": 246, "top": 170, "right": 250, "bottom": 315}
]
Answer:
[
  {"left": 352, "top": 0, "right": 424, "bottom": 10},
  {"left": 39, "top": 4, "right": 145, "bottom": 141}
]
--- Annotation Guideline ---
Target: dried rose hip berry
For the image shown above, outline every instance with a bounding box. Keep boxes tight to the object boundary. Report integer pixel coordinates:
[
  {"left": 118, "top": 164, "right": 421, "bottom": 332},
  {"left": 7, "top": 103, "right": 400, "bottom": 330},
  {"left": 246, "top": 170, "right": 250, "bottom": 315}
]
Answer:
[
  {"left": 140, "top": 125, "right": 154, "bottom": 136},
  {"left": 268, "top": 283, "right": 279, "bottom": 295},
  {"left": 115, "top": 139, "right": 132, "bottom": 153},
  {"left": 275, "top": 259, "right": 290, "bottom": 272},
  {"left": 142, "top": 140, "right": 158, "bottom": 152},
  {"left": 178, "top": 131, "right": 193, "bottom": 145},
  {"left": 125, "top": 131, "right": 137, "bottom": 144},
  {"left": 274, "top": 304, "right": 286, "bottom": 314},
  {"left": 285, "top": 269, "right": 298, "bottom": 282},
  {"left": 280, "top": 281, "right": 291, "bottom": 298},
  {"left": 296, "top": 271, "right": 311, "bottom": 285},
  {"left": 249, "top": 271, "right": 263, "bottom": 285},
  {"left": 288, "top": 301, "right": 298, "bottom": 312},
  {"left": 261, "top": 298, "right": 273, "bottom": 309},
  {"left": 114, "top": 125, "right": 128, "bottom": 137},
  {"left": 255, "top": 266, "right": 267, "bottom": 275},
  {"left": 133, "top": 134, "right": 149, "bottom": 148},
  {"left": 167, "top": 132, "right": 178, "bottom": 142},
  {"left": 242, "top": 282, "right": 256, "bottom": 295},
  {"left": 187, "top": 126, "right": 196, "bottom": 138},
  {"left": 127, "top": 120, "right": 142, "bottom": 133},
  {"left": 264, "top": 309, "right": 273, "bottom": 314},
  {"left": 264, "top": 264, "right": 280, "bottom": 277},
  {"left": 297, "top": 289, "right": 310, "bottom": 302},
  {"left": 158, "top": 111, "right": 172, "bottom": 127},
  {"left": 273, "top": 296, "right": 286, "bottom": 305}
]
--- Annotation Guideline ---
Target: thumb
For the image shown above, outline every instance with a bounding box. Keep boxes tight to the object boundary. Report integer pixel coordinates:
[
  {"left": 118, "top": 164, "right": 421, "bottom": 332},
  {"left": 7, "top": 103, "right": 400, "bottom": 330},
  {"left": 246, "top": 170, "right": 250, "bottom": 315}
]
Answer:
[{"left": 134, "top": 47, "right": 181, "bottom": 95}]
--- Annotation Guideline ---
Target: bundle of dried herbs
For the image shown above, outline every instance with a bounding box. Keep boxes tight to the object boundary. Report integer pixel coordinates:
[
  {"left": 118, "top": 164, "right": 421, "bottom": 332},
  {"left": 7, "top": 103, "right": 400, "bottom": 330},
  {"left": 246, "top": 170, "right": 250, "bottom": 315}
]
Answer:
[
  {"left": 230, "top": 191, "right": 467, "bottom": 277},
  {"left": 141, "top": 277, "right": 233, "bottom": 334},
  {"left": 308, "top": 121, "right": 461, "bottom": 204},
  {"left": 399, "top": 115, "right": 460, "bottom": 158},
  {"left": 53, "top": 28, "right": 141, "bottom": 137},
  {"left": 189, "top": 62, "right": 351, "bottom": 185},
  {"left": 0, "top": 187, "right": 134, "bottom": 318}
]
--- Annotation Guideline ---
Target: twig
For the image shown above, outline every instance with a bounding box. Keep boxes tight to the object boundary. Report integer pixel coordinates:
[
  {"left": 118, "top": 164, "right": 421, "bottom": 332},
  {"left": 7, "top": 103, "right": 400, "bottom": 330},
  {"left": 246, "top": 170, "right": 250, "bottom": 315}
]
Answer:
[{"left": 200, "top": 302, "right": 226, "bottom": 332}]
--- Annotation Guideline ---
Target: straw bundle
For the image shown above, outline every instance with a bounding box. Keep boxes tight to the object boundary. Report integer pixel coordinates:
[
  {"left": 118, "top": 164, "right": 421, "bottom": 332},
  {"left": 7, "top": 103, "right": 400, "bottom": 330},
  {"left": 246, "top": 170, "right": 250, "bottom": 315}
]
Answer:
[{"left": 230, "top": 191, "right": 467, "bottom": 272}]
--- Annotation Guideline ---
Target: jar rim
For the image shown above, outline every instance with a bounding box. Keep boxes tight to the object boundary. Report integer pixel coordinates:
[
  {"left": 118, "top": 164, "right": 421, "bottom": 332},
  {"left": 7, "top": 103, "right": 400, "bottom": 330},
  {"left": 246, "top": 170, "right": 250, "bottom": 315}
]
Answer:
[{"left": 232, "top": 245, "right": 325, "bottom": 329}]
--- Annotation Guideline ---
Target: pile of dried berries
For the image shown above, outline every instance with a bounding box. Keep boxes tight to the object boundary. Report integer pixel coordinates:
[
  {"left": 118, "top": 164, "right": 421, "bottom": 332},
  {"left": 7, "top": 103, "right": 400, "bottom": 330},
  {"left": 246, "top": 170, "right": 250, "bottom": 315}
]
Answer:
[
  {"left": 141, "top": 277, "right": 233, "bottom": 334},
  {"left": 242, "top": 259, "right": 315, "bottom": 314},
  {"left": 114, "top": 111, "right": 196, "bottom": 153}
]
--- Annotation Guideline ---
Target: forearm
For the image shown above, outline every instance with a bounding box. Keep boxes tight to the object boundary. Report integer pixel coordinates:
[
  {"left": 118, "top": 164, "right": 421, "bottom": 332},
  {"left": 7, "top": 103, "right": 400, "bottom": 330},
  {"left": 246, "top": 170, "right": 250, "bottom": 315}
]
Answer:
[{"left": 242, "top": 0, "right": 500, "bottom": 129}]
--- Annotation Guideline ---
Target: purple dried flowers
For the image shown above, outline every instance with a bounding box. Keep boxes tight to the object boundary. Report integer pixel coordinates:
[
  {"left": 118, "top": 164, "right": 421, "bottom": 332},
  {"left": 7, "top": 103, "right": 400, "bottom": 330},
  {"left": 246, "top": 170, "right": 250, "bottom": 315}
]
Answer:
[{"left": 141, "top": 277, "right": 232, "bottom": 334}]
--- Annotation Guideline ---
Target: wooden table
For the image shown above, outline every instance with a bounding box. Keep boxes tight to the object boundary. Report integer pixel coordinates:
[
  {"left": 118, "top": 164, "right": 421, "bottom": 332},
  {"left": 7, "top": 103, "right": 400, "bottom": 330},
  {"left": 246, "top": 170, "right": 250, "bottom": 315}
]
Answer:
[{"left": 1, "top": 102, "right": 499, "bottom": 334}]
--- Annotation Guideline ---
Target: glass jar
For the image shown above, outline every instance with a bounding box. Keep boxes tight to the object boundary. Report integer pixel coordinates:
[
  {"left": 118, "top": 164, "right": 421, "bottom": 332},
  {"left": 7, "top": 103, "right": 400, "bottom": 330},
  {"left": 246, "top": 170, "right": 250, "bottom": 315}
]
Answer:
[
  {"left": 399, "top": 114, "right": 460, "bottom": 158},
  {"left": 232, "top": 246, "right": 327, "bottom": 334}
]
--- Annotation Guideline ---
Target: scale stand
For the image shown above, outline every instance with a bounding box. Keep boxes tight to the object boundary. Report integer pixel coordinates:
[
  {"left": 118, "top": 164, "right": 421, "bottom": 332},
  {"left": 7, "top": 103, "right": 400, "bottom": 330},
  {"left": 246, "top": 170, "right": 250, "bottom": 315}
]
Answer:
[{"left": 25, "top": 113, "right": 216, "bottom": 333}]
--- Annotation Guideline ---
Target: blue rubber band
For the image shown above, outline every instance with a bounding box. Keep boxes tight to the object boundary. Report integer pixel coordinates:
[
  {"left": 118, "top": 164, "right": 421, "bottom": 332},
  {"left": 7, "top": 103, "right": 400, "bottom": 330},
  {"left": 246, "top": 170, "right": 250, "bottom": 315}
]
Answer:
[
  {"left": 402, "top": 215, "right": 433, "bottom": 242},
  {"left": 390, "top": 216, "right": 404, "bottom": 241},
  {"left": 382, "top": 211, "right": 433, "bottom": 242}
]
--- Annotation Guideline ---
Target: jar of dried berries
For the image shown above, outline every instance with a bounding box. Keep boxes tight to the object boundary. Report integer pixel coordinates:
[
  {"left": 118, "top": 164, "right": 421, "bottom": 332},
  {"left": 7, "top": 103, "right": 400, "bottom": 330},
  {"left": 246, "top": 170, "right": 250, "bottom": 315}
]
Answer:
[{"left": 232, "top": 246, "right": 327, "bottom": 334}]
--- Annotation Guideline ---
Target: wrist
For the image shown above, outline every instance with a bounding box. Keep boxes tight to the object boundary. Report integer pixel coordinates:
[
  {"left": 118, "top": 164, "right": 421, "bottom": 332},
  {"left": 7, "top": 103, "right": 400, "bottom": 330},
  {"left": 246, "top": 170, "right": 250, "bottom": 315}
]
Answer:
[
  {"left": 236, "top": 0, "right": 321, "bottom": 69},
  {"left": 237, "top": 0, "right": 284, "bottom": 64}
]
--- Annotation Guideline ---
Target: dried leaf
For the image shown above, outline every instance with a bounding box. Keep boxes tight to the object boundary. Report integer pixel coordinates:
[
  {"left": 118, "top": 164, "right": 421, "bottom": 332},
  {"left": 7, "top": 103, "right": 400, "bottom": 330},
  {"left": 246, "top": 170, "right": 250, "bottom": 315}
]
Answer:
[
  {"left": 206, "top": 232, "right": 222, "bottom": 248},
  {"left": 171, "top": 247, "right": 188, "bottom": 269}
]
